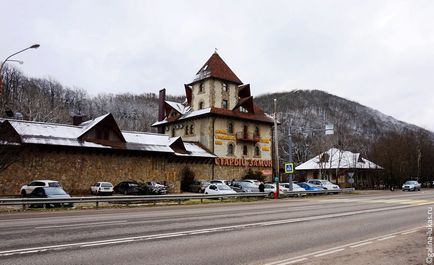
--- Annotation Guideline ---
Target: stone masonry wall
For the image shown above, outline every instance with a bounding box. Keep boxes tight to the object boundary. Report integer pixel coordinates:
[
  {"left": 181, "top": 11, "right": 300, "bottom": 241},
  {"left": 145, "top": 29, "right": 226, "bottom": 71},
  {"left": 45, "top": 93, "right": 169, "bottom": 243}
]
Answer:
[{"left": 0, "top": 147, "right": 213, "bottom": 196}]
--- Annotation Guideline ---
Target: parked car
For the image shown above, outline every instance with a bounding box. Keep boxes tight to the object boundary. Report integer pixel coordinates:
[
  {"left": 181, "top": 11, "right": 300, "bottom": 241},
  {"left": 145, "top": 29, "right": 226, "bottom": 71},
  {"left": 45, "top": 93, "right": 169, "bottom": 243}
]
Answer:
[
  {"left": 114, "top": 181, "right": 140, "bottom": 195},
  {"left": 308, "top": 179, "right": 341, "bottom": 191},
  {"left": 402, "top": 180, "right": 421, "bottom": 191},
  {"left": 204, "top": 184, "right": 237, "bottom": 195},
  {"left": 21, "top": 180, "right": 62, "bottom": 197},
  {"left": 28, "top": 187, "right": 73, "bottom": 208},
  {"left": 297, "top": 182, "right": 323, "bottom": 191},
  {"left": 210, "top": 180, "right": 229, "bottom": 185},
  {"left": 263, "top": 183, "right": 289, "bottom": 196},
  {"left": 189, "top": 180, "right": 211, "bottom": 193},
  {"left": 90, "top": 182, "right": 114, "bottom": 195},
  {"left": 230, "top": 181, "right": 260, "bottom": 193},
  {"left": 145, "top": 181, "right": 168, "bottom": 194},
  {"left": 242, "top": 179, "right": 261, "bottom": 186}
]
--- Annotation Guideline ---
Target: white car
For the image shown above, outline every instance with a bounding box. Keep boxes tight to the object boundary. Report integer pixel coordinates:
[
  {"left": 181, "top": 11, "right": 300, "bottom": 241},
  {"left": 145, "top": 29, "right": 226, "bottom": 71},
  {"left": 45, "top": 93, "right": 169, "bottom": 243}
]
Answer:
[
  {"left": 402, "top": 180, "right": 421, "bottom": 191},
  {"left": 242, "top": 179, "right": 261, "bottom": 186},
  {"left": 210, "top": 180, "right": 229, "bottom": 185},
  {"left": 91, "top": 182, "right": 114, "bottom": 195},
  {"left": 20, "top": 180, "right": 61, "bottom": 196},
  {"left": 281, "top": 183, "right": 306, "bottom": 192},
  {"left": 308, "top": 179, "right": 341, "bottom": 191},
  {"left": 263, "top": 183, "right": 289, "bottom": 195},
  {"left": 204, "top": 184, "right": 237, "bottom": 195}
]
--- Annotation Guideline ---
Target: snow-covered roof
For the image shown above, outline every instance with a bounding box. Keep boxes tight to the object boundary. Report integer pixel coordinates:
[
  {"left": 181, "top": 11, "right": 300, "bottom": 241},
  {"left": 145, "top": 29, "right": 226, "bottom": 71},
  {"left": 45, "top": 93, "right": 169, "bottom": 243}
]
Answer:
[
  {"left": 295, "top": 148, "right": 383, "bottom": 170},
  {"left": 152, "top": 108, "right": 212, "bottom": 126},
  {"left": 1, "top": 115, "right": 215, "bottom": 158},
  {"left": 165, "top": 101, "right": 191, "bottom": 115}
]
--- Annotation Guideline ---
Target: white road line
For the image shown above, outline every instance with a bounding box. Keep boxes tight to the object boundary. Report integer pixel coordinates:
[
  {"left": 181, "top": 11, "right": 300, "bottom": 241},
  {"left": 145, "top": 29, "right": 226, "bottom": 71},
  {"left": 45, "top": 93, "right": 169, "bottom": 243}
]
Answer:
[
  {"left": 263, "top": 226, "right": 424, "bottom": 265},
  {"left": 0, "top": 206, "right": 422, "bottom": 258},
  {"left": 314, "top": 248, "right": 345, "bottom": 257},
  {"left": 401, "top": 230, "right": 419, "bottom": 235},
  {"left": 349, "top": 241, "right": 373, "bottom": 248},
  {"left": 281, "top": 258, "right": 308, "bottom": 264},
  {"left": 35, "top": 220, "right": 128, "bottom": 229},
  {"left": 377, "top": 235, "right": 396, "bottom": 241}
]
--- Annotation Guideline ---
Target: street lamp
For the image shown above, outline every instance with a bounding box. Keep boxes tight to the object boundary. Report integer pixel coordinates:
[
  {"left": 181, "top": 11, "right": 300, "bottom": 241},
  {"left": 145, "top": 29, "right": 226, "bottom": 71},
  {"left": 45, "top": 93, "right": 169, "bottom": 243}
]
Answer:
[{"left": 0, "top": 44, "right": 40, "bottom": 95}]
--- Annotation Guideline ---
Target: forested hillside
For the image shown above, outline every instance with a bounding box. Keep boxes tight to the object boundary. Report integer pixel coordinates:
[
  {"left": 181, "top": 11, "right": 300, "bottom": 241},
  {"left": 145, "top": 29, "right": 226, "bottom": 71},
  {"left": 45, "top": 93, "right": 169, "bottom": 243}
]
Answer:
[{"left": 1, "top": 65, "right": 433, "bottom": 186}]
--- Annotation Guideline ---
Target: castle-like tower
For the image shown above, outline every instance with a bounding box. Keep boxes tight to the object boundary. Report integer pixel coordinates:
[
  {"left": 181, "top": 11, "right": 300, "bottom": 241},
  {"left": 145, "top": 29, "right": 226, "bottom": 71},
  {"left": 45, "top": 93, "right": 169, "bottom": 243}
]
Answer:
[{"left": 153, "top": 52, "right": 274, "bottom": 179}]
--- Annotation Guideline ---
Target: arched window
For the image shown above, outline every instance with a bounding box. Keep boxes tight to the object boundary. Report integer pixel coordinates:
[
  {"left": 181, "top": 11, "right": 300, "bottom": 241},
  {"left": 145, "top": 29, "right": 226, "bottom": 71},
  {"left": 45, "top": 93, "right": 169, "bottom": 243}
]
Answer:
[
  {"left": 243, "top": 145, "right": 248, "bottom": 156},
  {"left": 228, "top": 122, "right": 233, "bottom": 134},
  {"left": 190, "top": 124, "right": 194, "bottom": 135},
  {"left": 227, "top": 143, "right": 234, "bottom": 155},
  {"left": 255, "top": 145, "right": 261, "bottom": 157},
  {"left": 199, "top": 101, "right": 204, "bottom": 109}
]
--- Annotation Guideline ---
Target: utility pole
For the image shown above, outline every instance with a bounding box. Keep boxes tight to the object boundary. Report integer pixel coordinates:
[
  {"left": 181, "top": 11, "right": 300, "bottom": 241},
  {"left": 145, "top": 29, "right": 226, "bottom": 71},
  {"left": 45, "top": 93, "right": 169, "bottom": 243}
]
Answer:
[
  {"left": 287, "top": 122, "right": 293, "bottom": 191},
  {"left": 273, "top": 99, "right": 280, "bottom": 198}
]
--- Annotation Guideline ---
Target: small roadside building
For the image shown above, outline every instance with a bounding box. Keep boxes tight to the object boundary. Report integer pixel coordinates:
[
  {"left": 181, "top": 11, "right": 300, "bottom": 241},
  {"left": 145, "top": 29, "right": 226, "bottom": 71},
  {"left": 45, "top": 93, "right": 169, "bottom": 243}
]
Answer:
[
  {"left": 0, "top": 113, "right": 215, "bottom": 195},
  {"left": 295, "top": 148, "right": 383, "bottom": 188}
]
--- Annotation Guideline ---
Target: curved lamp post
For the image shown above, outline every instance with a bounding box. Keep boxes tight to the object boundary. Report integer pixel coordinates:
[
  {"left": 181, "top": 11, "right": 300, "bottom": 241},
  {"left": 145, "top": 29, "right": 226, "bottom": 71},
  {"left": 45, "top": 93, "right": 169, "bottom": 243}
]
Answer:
[{"left": 0, "top": 44, "right": 40, "bottom": 95}]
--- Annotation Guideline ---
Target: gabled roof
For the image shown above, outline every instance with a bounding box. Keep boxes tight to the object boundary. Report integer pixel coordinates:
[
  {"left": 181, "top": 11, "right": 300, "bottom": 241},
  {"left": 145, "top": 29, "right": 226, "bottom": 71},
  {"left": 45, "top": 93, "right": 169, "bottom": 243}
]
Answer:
[
  {"left": 165, "top": 101, "right": 191, "bottom": 115},
  {"left": 295, "top": 148, "right": 383, "bottom": 170},
  {"left": 189, "top": 52, "right": 243, "bottom": 85},
  {"left": 78, "top": 113, "right": 126, "bottom": 143},
  {"left": 1, "top": 115, "right": 215, "bottom": 159}
]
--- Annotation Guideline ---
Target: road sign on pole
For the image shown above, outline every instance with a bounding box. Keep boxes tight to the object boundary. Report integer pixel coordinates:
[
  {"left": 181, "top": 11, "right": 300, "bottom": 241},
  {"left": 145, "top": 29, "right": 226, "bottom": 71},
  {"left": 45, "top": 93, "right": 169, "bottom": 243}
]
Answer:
[{"left": 284, "top": 163, "right": 294, "bottom": 174}]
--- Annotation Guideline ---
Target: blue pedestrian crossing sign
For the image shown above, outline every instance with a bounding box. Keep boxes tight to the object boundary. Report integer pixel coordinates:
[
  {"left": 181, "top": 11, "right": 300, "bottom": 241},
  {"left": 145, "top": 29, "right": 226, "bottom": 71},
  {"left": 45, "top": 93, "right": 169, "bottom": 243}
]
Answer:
[{"left": 284, "top": 163, "right": 294, "bottom": 174}]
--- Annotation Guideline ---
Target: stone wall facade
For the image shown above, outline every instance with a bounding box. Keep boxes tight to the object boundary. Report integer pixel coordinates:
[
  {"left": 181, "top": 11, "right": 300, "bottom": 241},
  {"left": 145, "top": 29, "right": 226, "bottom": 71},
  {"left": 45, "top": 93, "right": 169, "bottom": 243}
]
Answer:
[{"left": 0, "top": 146, "right": 213, "bottom": 196}]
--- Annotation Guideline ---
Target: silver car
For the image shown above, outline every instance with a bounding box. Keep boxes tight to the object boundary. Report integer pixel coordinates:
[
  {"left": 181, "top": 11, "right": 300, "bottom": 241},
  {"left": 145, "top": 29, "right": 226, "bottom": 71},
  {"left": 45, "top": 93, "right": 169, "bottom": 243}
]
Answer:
[{"left": 402, "top": 180, "right": 421, "bottom": 191}]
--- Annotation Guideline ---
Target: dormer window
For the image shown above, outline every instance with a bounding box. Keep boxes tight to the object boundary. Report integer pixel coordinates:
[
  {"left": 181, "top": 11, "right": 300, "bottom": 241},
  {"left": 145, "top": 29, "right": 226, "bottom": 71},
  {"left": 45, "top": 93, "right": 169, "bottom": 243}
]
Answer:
[{"left": 240, "top": 106, "right": 248, "bottom": 113}]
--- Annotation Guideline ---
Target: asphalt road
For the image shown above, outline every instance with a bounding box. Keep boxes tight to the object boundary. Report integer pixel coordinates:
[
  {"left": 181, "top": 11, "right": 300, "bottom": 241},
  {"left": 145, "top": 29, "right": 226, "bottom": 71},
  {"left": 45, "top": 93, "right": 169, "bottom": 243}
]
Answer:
[{"left": 0, "top": 190, "right": 432, "bottom": 265}]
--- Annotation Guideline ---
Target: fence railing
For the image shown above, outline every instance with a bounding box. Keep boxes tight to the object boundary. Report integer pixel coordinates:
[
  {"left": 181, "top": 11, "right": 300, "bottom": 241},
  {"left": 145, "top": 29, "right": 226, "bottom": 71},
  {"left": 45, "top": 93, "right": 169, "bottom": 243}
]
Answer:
[{"left": 0, "top": 189, "right": 354, "bottom": 209}]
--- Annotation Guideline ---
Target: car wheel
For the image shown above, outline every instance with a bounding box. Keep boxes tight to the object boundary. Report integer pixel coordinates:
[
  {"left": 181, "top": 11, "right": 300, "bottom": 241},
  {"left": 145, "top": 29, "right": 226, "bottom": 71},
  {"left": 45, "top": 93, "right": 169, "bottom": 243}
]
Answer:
[
  {"left": 21, "top": 190, "right": 27, "bottom": 197},
  {"left": 124, "top": 190, "right": 128, "bottom": 195}
]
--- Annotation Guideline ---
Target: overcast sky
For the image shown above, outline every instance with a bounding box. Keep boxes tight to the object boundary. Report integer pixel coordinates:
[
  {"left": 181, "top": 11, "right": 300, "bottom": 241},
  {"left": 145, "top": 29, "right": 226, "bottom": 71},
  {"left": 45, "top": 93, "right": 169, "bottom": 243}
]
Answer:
[{"left": 1, "top": 0, "right": 433, "bottom": 131}]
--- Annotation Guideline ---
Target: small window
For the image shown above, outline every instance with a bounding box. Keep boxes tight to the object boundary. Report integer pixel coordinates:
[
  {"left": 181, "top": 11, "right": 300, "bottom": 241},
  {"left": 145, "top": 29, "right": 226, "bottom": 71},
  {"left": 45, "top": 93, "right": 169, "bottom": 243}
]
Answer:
[
  {"left": 227, "top": 143, "right": 234, "bottom": 155},
  {"left": 199, "top": 101, "right": 204, "bottom": 109},
  {"left": 199, "top": 83, "right": 204, "bottom": 93},
  {"left": 185, "top": 126, "right": 189, "bottom": 135},
  {"left": 255, "top": 146, "right": 261, "bottom": 157},
  {"left": 171, "top": 128, "right": 175, "bottom": 137},
  {"left": 223, "top": 100, "right": 228, "bottom": 109},
  {"left": 190, "top": 124, "right": 194, "bottom": 135},
  {"left": 255, "top": 126, "right": 260, "bottom": 137},
  {"left": 223, "top": 82, "right": 228, "bottom": 92},
  {"left": 243, "top": 145, "right": 248, "bottom": 156},
  {"left": 228, "top": 123, "right": 233, "bottom": 134},
  {"left": 240, "top": 106, "right": 248, "bottom": 113}
]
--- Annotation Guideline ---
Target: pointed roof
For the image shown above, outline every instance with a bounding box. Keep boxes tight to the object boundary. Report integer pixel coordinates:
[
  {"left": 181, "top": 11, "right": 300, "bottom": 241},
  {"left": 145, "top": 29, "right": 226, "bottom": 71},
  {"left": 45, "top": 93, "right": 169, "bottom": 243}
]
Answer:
[
  {"left": 189, "top": 52, "right": 243, "bottom": 85},
  {"left": 295, "top": 148, "right": 383, "bottom": 170}
]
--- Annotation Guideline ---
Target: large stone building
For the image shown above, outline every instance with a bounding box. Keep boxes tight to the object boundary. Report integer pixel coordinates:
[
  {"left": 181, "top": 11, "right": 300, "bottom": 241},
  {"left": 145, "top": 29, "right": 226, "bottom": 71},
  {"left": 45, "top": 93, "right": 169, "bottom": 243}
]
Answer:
[
  {"left": 152, "top": 52, "right": 274, "bottom": 181},
  {"left": 0, "top": 114, "right": 215, "bottom": 195}
]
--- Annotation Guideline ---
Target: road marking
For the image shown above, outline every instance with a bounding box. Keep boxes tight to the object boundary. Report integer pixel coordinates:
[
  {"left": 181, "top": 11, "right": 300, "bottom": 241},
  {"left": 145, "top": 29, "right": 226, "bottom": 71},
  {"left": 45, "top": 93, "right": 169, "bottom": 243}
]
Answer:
[
  {"left": 35, "top": 220, "right": 128, "bottom": 229},
  {"left": 0, "top": 206, "right": 422, "bottom": 258},
  {"left": 281, "top": 258, "right": 307, "bottom": 264},
  {"left": 314, "top": 248, "right": 345, "bottom": 257},
  {"left": 377, "top": 235, "right": 396, "bottom": 241},
  {"left": 349, "top": 241, "right": 373, "bottom": 248},
  {"left": 263, "top": 226, "right": 423, "bottom": 265},
  {"left": 401, "top": 229, "right": 419, "bottom": 235}
]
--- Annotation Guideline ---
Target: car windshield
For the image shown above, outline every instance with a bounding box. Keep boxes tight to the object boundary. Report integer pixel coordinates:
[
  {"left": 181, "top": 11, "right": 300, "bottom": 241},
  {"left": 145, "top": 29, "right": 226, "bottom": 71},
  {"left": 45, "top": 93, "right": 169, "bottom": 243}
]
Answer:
[
  {"left": 405, "top": 181, "right": 417, "bottom": 184},
  {"left": 217, "top": 184, "right": 231, "bottom": 190},
  {"left": 44, "top": 188, "right": 67, "bottom": 195},
  {"left": 101, "top": 183, "right": 113, "bottom": 187}
]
